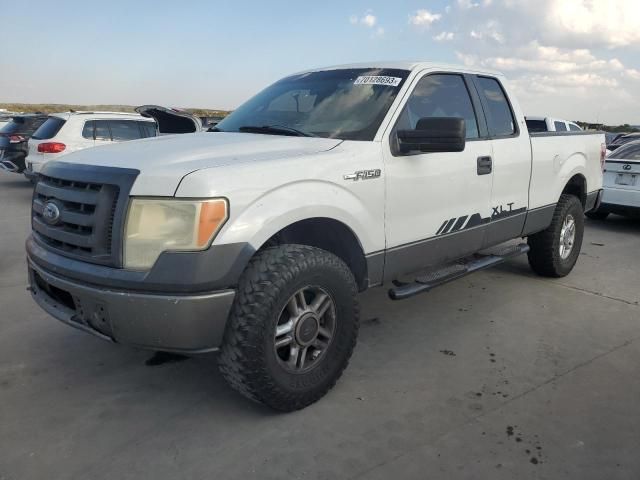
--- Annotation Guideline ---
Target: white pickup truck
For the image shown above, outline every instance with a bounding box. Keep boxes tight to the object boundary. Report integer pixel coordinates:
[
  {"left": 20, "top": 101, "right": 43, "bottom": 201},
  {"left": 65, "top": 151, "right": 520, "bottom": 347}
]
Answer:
[{"left": 27, "top": 62, "right": 604, "bottom": 411}]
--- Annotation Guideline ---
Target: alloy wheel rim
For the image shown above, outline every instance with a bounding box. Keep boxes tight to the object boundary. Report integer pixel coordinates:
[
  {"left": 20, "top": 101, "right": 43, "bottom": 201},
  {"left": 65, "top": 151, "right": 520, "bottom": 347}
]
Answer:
[
  {"left": 274, "top": 285, "right": 336, "bottom": 373},
  {"left": 559, "top": 214, "right": 576, "bottom": 260}
]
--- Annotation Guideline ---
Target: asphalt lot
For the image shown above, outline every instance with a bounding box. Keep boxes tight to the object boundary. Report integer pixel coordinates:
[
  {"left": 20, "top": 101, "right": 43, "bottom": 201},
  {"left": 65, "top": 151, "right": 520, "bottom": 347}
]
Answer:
[{"left": 1, "top": 172, "right": 639, "bottom": 480}]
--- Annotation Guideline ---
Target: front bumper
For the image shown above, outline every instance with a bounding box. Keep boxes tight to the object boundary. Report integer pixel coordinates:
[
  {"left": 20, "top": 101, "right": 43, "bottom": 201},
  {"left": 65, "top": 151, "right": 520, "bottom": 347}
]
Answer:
[{"left": 28, "top": 257, "right": 236, "bottom": 353}]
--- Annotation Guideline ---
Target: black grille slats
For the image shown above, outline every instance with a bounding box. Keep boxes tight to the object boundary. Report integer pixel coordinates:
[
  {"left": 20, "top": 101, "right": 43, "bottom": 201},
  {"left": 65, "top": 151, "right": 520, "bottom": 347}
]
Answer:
[
  {"left": 32, "top": 174, "right": 120, "bottom": 264},
  {"left": 30, "top": 163, "right": 139, "bottom": 267}
]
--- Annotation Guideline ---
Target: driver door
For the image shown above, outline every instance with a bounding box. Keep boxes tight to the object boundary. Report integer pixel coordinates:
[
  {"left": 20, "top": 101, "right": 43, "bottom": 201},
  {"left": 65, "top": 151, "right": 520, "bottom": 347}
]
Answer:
[{"left": 382, "top": 72, "right": 494, "bottom": 279}]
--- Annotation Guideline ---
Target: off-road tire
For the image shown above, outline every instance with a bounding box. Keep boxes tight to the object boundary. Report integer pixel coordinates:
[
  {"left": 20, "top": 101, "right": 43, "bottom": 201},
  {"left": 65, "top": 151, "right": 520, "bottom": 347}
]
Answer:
[
  {"left": 586, "top": 210, "right": 609, "bottom": 220},
  {"left": 527, "top": 194, "right": 584, "bottom": 277},
  {"left": 218, "top": 244, "right": 359, "bottom": 411}
]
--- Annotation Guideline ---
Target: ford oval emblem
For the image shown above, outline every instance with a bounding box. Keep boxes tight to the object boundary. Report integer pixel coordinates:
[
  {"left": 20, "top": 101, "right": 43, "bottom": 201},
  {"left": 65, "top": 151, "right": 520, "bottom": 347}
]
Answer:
[{"left": 42, "top": 201, "right": 61, "bottom": 225}]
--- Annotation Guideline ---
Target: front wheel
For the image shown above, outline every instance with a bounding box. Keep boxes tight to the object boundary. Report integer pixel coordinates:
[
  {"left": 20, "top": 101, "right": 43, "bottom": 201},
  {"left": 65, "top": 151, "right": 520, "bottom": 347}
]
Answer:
[
  {"left": 218, "top": 244, "right": 359, "bottom": 411},
  {"left": 527, "top": 194, "right": 584, "bottom": 277}
]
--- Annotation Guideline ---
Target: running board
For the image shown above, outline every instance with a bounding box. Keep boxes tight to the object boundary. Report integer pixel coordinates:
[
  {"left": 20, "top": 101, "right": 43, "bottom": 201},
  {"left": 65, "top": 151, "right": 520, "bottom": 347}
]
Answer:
[{"left": 388, "top": 243, "right": 530, "bottom": 301}]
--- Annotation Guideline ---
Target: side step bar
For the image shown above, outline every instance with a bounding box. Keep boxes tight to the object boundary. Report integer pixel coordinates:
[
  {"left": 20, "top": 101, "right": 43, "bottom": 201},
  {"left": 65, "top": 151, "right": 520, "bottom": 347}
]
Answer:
[{"left": 389, "top": 243, "right": 530, "bottom": 301}]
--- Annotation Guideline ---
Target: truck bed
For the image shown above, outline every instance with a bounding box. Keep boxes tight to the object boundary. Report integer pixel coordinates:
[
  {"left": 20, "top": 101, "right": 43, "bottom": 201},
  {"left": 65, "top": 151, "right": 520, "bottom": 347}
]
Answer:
[{"left": 528, "top": 131, "right": 605, "bottom": 209}]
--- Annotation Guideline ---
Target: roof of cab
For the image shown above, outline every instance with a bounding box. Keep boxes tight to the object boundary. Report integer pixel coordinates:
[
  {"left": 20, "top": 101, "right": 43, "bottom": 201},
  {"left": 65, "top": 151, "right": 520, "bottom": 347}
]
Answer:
[{"left": 295, "top": 61, "right": 504, "bottom": 77}]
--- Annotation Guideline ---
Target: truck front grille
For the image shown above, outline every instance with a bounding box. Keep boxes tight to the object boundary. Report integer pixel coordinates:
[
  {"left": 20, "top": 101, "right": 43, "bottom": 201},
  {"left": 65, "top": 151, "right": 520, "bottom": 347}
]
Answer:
[{"left": 31, "top": 163, "right": 139, "bottom": 267}]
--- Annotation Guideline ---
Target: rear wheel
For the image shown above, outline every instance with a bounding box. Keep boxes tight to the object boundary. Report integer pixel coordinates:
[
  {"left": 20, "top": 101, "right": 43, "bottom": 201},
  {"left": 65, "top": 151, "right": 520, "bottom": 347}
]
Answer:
[
  {"left": 527, "top": 194, "right": 584, "bottom": 277},
  {"left": 218, "top": 244, "right": 359, "bottom": 411}
]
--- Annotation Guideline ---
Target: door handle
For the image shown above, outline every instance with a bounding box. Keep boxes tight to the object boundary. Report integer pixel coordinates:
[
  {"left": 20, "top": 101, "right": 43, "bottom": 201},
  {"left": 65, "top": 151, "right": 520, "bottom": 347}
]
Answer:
[{"left": 477, "top": 156, "right": 492, "bottom": 175}]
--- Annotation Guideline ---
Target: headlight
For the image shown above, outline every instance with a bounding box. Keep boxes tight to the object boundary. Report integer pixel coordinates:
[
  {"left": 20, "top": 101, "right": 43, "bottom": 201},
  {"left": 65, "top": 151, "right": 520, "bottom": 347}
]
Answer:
[{"left": 124, "top": 198, "right": 228, "bottom": 270}]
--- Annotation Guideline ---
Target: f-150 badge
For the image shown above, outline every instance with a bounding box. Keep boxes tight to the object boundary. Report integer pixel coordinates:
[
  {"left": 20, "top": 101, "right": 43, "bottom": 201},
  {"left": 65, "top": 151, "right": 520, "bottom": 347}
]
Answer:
[{"left": 343, "top": 169, "right": 381, "bottom": 181}]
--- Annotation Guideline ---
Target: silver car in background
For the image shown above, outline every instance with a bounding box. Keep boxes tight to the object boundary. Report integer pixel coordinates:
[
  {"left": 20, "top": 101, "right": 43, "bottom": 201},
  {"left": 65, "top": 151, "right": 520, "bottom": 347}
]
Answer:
[{"left": 588, "top": 141, "right": 640, "bottom": 219}]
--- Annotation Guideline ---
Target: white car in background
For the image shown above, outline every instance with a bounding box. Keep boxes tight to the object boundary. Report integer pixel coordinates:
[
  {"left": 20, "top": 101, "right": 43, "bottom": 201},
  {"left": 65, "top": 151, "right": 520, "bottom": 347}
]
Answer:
[
  {"left": 587, "top": 141, "right": 640, "bottom": 219},
  {"left": 24, "top": 112, "right": 158, "bottom": 182},
  {"left": 525, "top": 116, "right": 583, "bottom": 133}
]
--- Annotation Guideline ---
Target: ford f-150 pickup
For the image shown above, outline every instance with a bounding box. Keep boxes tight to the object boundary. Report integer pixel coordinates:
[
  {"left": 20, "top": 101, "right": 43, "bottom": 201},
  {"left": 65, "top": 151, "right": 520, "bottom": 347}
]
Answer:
[{"left": 26, "top": 62, "right": 605, "bottom": 411}]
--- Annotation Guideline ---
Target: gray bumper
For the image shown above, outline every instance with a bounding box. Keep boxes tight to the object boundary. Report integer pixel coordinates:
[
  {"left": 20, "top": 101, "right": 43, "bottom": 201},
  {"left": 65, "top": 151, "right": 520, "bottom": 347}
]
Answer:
[{"left": 28, "top": 258, "right": 235, "bottom": 353}]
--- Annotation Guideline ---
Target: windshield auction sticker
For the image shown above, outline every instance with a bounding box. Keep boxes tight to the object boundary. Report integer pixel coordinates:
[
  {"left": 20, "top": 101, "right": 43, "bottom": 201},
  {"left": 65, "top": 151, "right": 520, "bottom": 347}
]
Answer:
[{"left": 354, "top": 76, "right": 402, "bottom": 87}]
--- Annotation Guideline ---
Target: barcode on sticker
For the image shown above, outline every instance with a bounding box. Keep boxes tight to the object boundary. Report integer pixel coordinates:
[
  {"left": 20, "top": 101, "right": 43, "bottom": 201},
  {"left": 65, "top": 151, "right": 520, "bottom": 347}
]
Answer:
[{"left": 354, "top": 76, "right": 402, "bottom": 87}]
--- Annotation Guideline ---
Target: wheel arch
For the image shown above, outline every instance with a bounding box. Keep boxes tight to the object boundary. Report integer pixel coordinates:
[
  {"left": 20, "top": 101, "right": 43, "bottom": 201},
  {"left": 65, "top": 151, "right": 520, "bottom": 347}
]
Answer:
[
  {"left": 562, "top": 173, "right": 587, "bottom": 207},
  {"left": 259, "top": 217, "right": 371, "bottom": 291}
]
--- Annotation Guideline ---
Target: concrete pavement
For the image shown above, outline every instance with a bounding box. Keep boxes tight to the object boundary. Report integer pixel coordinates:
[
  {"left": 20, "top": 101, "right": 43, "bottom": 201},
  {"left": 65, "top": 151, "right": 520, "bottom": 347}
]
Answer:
[{"left": 0, "top": 173, "right": 638, "bottom": 480}]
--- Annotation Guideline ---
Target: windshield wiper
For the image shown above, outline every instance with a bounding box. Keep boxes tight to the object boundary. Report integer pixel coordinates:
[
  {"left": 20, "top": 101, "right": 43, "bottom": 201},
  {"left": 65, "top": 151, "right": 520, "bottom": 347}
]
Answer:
[{"left": 237, "top": 125, "right": 316, "bottom": 137}]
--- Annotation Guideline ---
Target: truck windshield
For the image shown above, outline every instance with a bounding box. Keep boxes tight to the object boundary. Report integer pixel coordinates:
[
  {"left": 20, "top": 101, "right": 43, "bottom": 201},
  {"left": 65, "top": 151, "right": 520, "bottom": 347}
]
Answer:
[{"left": 215, "top": 68, "right": 410, "bottom": 141}]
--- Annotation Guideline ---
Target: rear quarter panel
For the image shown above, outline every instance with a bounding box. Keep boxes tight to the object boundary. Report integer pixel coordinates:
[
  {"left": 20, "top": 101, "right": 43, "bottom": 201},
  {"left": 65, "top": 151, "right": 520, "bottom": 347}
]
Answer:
[{"left": 529, "top": 132, "right": 604, "bottom": 208}]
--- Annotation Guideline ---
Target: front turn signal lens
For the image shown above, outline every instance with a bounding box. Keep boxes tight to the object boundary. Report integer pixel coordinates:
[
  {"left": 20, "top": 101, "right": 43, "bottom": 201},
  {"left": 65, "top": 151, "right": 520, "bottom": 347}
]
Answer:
[{"left": 197, "top": 199, "right": 228, "bottom": 247}]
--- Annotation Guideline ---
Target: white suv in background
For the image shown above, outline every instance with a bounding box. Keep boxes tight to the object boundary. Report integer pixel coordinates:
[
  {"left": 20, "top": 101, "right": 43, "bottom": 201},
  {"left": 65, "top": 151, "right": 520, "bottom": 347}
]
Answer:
[{"left": 24, "top": 112, "right": 157, "bottom": 181}]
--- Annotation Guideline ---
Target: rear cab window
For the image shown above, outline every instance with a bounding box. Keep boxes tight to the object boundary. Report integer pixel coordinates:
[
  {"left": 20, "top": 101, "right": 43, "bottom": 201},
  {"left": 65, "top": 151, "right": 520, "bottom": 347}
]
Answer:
[
  {"left": 474, "top": 76, "right": 516, "bottom": 137},
  {"left": 32, "top": 117, "right": 67, "bottom": 140},
  {"left": 554, "top": 121, "right": 568, "bottom": 132},
  {"left": 525, "top": 119, "right": 547, "bottom": 133}
]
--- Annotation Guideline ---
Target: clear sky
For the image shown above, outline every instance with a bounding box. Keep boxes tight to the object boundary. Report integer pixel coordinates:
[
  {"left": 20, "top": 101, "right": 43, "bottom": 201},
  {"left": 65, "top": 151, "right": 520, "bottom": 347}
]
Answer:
[{"left": 2, "top": 0, "right": 639, "bottom": 124}]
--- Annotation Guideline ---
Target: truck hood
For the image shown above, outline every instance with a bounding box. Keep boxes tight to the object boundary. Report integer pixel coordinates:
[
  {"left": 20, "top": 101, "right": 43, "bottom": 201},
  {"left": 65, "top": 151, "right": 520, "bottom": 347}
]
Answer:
[{"left": 51, "top": 132, "right": 343, "bottom": 196}]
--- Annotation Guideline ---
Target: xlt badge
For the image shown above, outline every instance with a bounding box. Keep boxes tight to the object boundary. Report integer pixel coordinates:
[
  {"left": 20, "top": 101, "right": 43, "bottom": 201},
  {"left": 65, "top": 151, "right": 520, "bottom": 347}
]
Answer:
[{"left": 344, "top": 169, "right": 381, "bottom": 181}]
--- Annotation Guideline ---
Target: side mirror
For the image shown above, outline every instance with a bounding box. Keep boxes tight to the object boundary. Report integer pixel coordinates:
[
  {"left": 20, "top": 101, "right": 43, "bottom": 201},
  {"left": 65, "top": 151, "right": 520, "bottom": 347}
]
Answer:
[{"left": 397, "top": 117, "right": 466, "bottom": 154}]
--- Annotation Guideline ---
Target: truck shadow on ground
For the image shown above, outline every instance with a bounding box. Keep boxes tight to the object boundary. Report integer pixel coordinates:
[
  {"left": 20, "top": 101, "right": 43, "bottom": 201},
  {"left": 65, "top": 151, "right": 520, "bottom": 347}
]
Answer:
[
  {"left": 585, "top": 214, "right": 640, "bottom": 234},
  {"left": 24, "top": 279, "right": 486, "bottom": 420},
  {"left": 0, "top": 177, "right": 34, "bottom": 189}
]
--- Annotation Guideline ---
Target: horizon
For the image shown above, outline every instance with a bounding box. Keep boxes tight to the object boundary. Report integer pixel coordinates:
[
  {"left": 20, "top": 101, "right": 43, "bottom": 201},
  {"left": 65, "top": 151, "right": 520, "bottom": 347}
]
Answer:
[{"left": 2, "top": 0, "right": 639, "bottom": 125}]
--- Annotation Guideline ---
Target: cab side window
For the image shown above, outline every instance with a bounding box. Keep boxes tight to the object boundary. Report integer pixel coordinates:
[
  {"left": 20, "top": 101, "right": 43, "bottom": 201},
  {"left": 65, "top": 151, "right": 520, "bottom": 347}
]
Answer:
[
  {"left": 475, "top": 77, "right": 516, "bottom": 137},
  {"left": 554, "top": 121, "right": 568, "bottom": 132},
  {"left": 395, "top": 74, "right": 479, "bottom": 139}
]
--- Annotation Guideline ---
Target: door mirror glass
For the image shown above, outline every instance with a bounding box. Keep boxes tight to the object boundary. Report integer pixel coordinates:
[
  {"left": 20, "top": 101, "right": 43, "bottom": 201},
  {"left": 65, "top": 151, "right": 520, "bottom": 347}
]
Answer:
[{"left": 397, "top": 117, "right": 466, "bottom": 154}]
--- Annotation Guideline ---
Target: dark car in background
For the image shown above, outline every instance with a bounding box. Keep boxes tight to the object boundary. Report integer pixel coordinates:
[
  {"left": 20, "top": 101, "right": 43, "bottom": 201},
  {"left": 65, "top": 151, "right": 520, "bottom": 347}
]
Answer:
[
  {"left": 604, "top": 132, "right": 623, "bottom": 146},
  {"left": 607, "top": 132, "right": 640, "bottom": 152},
  {"left": 0, "top": 114, "right": 48, "bottom": 173}
]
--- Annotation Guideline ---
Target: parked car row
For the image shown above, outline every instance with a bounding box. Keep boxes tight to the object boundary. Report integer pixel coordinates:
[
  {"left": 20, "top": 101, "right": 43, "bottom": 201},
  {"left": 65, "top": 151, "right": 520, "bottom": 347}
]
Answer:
[
  {"left": 0, "top": 106, "right": 202, "bottom": 182},
  {"left": 0, "top": 114, "right": 48, "bottom": 173},
  {"left": 606, "top": 132, "right": 640, "bottom": 152},
  {"left": 23, "top": 111, "right": 157, "bottom": 182}
]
